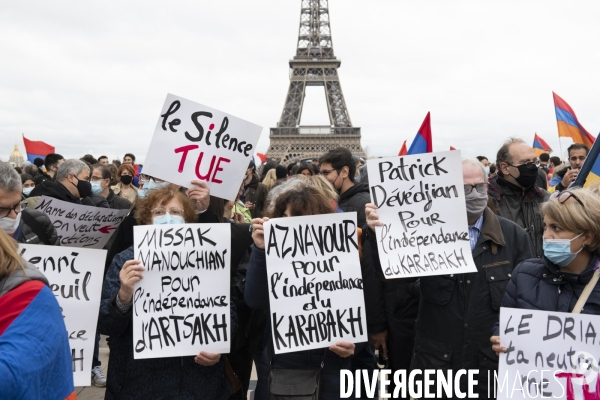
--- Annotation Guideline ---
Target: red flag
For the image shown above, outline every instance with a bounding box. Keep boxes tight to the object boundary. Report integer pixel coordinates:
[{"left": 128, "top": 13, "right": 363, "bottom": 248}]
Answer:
[
  {"left": 22, "top": 134, "right": 55, "bottom": 163},
  {"left": 407, "top": 112, "right": 433, "bottom": 155},
  {"left": 450, "top": 146, "right": 457, "bottom": 151},
  {"left": 398, "top": 140, "right": 407, "bottom": 156}
]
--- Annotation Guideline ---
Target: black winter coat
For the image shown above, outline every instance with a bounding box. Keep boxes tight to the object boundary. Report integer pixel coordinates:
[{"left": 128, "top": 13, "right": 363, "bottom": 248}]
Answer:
[
  {"left": 497, "top": 255, "right": 600, "bottom": 321},
  {"left": 107, "top": 189, "right": 132, "bottom": 210},
  {"left": 370, "top": 208, "right": 534, "bottom": 397},
  {"left": 244, "top": 246, "right": 352, "bottom": 400},
  {"left": 28, "top": 180, "right": 82, "bottom": 205},
  {"left": 488, "top": 174, "right": 549, "bottom": 258},
  {"left": 17, "top": 209, "right": 60, "bottom": 245},
  {"left": 98, "top": 246, "right": 235, "bottom": 400}
]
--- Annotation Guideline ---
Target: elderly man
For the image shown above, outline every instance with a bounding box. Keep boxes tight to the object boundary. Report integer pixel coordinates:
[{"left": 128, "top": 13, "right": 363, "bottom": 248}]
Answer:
[
  {"left": 549, "top": 143, "right": 589, "bottom": 192},
  {"left": 366, "top": 158, "right": 534, "bottom": 398},
  {"left": 487, "top": 138, "right": 549, "bottom": 257},
  {"left": 0, "top": 162, "right": 59, "bottom": 245},
  {"left": 27, "top": 159, "right": 93, "bottom": 208}
]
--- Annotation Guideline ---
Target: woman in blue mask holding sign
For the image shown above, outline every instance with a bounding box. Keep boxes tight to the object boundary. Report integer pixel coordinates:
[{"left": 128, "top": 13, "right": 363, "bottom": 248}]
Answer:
[
  {"left": 98, "top": 185, "right": 236, "bottom": 400},
  {"left": 491, "top": 188, "right": 600, "bottom": 353}
]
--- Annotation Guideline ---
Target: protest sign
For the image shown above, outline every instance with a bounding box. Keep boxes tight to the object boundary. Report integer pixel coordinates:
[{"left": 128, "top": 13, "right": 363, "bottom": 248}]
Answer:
[
  {"left": 132, "top": 223, "right": 231, "bottom": 359},
  {"left": 264, "top": 212, "right": 368, "bottom": 354},
  {"left": 498, "top": 307, "right": 600, "bottom": 399},
  {"left": 34, "top": 196, "right": 129, "bottom": 249},
  {"left": 143, "top": 94, "right": 263, "bottom": 200},
  {"left": 367, "top": 150, "right": 477, "bottom": 278},
  {"left": 19, "top": 244, "right": 106, "bottom": 387}
]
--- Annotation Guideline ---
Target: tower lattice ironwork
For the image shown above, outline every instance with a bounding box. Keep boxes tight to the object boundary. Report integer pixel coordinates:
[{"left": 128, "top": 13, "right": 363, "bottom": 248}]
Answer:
[{"left": 267, "top": 0, "right": 365, "bottom": 164}]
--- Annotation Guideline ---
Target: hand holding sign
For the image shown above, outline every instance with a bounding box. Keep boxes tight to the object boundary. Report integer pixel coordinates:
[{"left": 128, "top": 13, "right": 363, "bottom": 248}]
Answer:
[
  {"left": 118, "top": 260, "right": 145, "bottom": 303},
  {"left": 187, "top": 180, "right": 211, "bottom": 212},
  {"left": 144, "top": 94, "right": 263, "bottom": 200},
  {"left": 251, "top": 217, "right": 269, "bottom": 249},
  {"left": 194, "top": 351, "right": 221, "bottom": 366},
  {"left": 365, "top": 203, "right": 383, "bottom": 232}
]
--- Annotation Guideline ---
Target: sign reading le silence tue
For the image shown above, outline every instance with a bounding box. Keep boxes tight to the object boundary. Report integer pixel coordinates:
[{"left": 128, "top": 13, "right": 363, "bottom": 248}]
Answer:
[
  {"left": 367, "top": 150, "right": 478, "bottom": 278},
  {"left": 143, "top": 94, "right": 263, "bottom": 201},
  {"left": 19, "top": 244, "right": 105, "bottom": 387}
]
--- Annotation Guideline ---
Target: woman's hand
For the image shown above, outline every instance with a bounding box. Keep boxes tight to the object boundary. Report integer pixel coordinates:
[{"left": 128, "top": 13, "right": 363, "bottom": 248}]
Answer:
[
  {"left": 490, "top": 336, "right": 506, "bottom": 356},
  {"left": 329, "top": 341, "right": 355, "bottom": 358},
  {"left": 187, "top": 180, "right": 210, "bottom": 213},
  {"left": 118, "top": 260, "right": 145, "bottom": 303},
  {"left": 233, "top": 212, "right": 245, "bottom": 224},
  {"left": 365, "top": 203, "right": 383, "bottom": 232},
  {"left": 195, "top": 351, "right": 221, "bottom": 366},
  {"left": 251, "top": 217, "right": 269, "bottom": 249}
]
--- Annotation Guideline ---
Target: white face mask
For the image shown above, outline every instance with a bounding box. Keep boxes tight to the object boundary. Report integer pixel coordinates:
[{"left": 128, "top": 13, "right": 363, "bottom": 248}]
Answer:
[{"left": 0, "top": 211, "right": 22, "bottom": 236}]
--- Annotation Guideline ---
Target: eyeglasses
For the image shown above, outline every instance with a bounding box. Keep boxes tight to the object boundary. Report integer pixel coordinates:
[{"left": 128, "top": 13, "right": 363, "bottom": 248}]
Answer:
[
  {"left": 464, "top": 183, "right": 488, "bottom": 195},
  {"left": 90, "top": 176, "right": 107, "bottom": 182},
  {"left": 140, "top": 175, "right": 164, "bottom": 183},
  {"left": 508, "top": 159, "right": 541, "bottom": 169},
  {"left": 0, "top": 202, "right": 21, "bottom": 218},
  {"left": 320, "top": 168, "right": 339, "bottom": 177},
  {"left": 550, "top": 190, "right": 585, "bottom": 209},
  {"left": 151, "top": 207, "right": 184, "bottom": 217}
]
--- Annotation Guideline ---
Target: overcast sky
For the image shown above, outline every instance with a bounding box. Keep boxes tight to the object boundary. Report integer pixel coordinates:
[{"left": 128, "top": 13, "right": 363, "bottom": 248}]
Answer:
[{"left": 2, "top": 0, "right": 599, "bottom": 164}]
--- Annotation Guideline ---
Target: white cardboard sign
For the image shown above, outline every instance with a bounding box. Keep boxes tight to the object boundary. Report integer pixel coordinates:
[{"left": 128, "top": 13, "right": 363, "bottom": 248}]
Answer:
[
  {"left": 34, "top": 196, "right": 129, "bottom": 249},
  {"left": 367, "top": 150, "right": 477, "bottom": 278},
  {"left": 142, "top": 94, "right": 263, "bottom": 200},
  {"left": 264, "top": 212, "right": 368, "bottom": 354},
  {"left": 132, "top": 223, "right": 231, "bottom": 359},
  {"left": 19, "top": 244, "right": 106, "bottom": 387},
  {"left": 498, "top": 307, "right": 600, "bottom": 399}
]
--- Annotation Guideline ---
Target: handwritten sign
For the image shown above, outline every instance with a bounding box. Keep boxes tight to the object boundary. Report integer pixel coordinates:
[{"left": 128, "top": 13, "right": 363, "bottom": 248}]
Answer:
[
  {"left": 367, "top": 150, "right": 477, "bottom": 278},
  {"left": 132, "top": 223, "right": 231, "bottom": 359},
  {"left": 19, "top": 244, "right": 106, "bottom": 387},
  {"left": 34, "top": 196, "right": 129, "bottom": 249},
  {"left": 498, "top": 307, "right": 600, "bottom": 399},
  {"left": 264, "top": 212, "right": 368, "bottom": 354},
  {"left": 143, "top": 94, "right": 263, "bottom": 200}
]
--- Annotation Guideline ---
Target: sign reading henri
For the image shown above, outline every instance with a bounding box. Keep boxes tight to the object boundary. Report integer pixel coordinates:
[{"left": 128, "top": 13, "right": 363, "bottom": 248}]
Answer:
[
  {"left": 143, "top": 94, "right": 263, "bottom": 200},
  {"left": 264, "top": 212, "right": 368, "bottom": 354},
  {"left": 35, "top": 196, "right": 128, "bottom": 249},
  {"left": 367, "top": 150, "right": 477, "bottom": 278},
  {"left": 19, "top": 244, "right": 106, "bottom": 387},
  {"left": 498, "top": 307, "right": 600, "bottom": 399},
  {"left": 132, "top": 223, "right": 231, "bottom": 359}
]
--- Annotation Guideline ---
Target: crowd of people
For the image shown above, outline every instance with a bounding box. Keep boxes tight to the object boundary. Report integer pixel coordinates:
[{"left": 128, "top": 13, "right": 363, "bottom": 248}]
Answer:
[{"left": 1, "top": 138, "right": 598, "bottom": 399}]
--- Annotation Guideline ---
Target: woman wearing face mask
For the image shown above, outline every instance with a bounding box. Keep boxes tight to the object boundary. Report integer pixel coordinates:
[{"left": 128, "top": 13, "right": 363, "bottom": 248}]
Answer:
[
  {"left": 20, "top": 174, "right": 35, "bottom": 199},
  {"left": 112, "top": 164, "right": 138, "bottom": 205},
  {"left": 246, "top": 179, "right": 356, "bottom": 400},
  {"left": 138, "top": 174, "right": 169, "bottom": 199},
  {"left": 491, "top": 188, "right": 600, "bottom": 355},
  {"left": 98, "top": 185, "right": 236, "bottom": 399}
]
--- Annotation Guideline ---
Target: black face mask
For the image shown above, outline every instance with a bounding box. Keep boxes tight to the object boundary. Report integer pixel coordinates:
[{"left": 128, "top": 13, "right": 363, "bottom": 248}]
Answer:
[
  {"left": 72, "top": 177, "right": 92, "bottom": 198},
  {"left": 513, "top": 164, "right": 538, "bottom": 188},
  {"left": 120, "top": 175, "right": 133, "bottom": 185}
]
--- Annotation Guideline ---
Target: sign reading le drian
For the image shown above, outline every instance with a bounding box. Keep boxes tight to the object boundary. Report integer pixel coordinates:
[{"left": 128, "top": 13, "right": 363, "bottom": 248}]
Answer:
[{"left": 367, "top": 150, "right": 477, "bottom": 278}]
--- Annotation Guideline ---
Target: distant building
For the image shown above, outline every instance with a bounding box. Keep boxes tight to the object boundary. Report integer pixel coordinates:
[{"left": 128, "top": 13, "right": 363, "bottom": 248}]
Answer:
[{"left": 8, "top": 144, "right": 24, "bottom": 167}]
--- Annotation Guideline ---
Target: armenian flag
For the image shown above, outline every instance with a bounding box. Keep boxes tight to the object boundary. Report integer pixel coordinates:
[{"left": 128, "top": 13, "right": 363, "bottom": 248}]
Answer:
[
  {"left": 532, "top": 133, "right": 552, "bottom": 157},
  {"left": 0, "top": 279, "right": 76, "bottom": 399},
  {"left": 407, "top": 112, "right": 432, "bottom": 155},
  {"left": 22, "top": 133, "right": 55, "bottom": 163},
  {"left": 398, "top": 140, "right": 407, "bottom": 156},
  {"left": 572, "top": 136, "right": 600, "bottom": 188},
  {"left": 553, "top": 92, "right": 595, "bottom": 147}
]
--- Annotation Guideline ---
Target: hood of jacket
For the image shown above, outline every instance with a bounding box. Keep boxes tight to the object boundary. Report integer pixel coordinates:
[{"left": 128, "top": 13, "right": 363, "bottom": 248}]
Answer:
[
  {"left": 28, "top": 180, "right": 81, "bottom": 204},
  {"left": 0, "top": 262, "right": 49, "bottom": 297},
  {"left": 339, "top": 182, "right": 370, "bottom": 203}
]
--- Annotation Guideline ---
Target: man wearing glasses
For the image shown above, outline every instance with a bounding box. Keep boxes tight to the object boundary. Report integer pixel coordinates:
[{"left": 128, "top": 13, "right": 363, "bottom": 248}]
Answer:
[
  {"left": 0, "top": 162, "right": 58, "bottom": 245},
  {"left": 488, "top": 138, "right": 550, "bottom": 258},
  {"left": 548, "top": 143, "right": 589, "bottom": 193}
]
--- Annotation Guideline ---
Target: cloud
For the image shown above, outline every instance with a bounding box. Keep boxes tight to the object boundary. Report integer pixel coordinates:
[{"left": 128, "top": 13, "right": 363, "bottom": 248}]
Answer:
[{"left": 1, "top": 0, "right": 599, "bottom": 164}]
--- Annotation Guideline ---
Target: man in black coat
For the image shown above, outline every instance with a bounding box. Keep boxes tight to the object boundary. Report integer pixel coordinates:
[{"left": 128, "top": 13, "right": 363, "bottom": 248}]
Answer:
[
  {"left": 0, "top": 162, "right": 59, "bottom": 245},
  {"left": 319, "top": 147, "right": 388, "bottom": 396},
  {"left": 367, "top": 158, "right": 534, "bottom": 398},
  {"left": 27, "top": 159, "right": 93, "bottom": 207}
]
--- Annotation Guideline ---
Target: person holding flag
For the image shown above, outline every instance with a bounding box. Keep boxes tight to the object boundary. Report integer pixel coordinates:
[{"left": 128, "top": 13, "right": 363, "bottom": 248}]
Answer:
[{"left": 549, "top": 143, "right": 589, "bottom": 192}]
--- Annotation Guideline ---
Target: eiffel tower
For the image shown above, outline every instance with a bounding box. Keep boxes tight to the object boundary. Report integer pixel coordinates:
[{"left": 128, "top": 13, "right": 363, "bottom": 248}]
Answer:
[{"left": 267, "top": 0, "right": 365, "bottom": 164}]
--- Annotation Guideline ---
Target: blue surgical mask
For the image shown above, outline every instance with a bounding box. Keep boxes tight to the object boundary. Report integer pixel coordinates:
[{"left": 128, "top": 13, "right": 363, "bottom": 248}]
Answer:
[
  {"left": 137, "top": 188, "right": 147, "bottom": 198},
  {"left": 543, "top": 233, "right": 585, "bottom": 267},
  {"left": 144, "top": 180, "right": 168, "bottom": 191},
  {"left": 484, "top": 166, "right": 490, "bottom": 176},
  {"left": 22, "top": 187, "right": 34, "bottom": 196},
  {"left": 91, "top": 181, "right": 104, "bottom": 195},
  {"left": 153, "top": 212, "right": 185, "bottom": 225}
]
